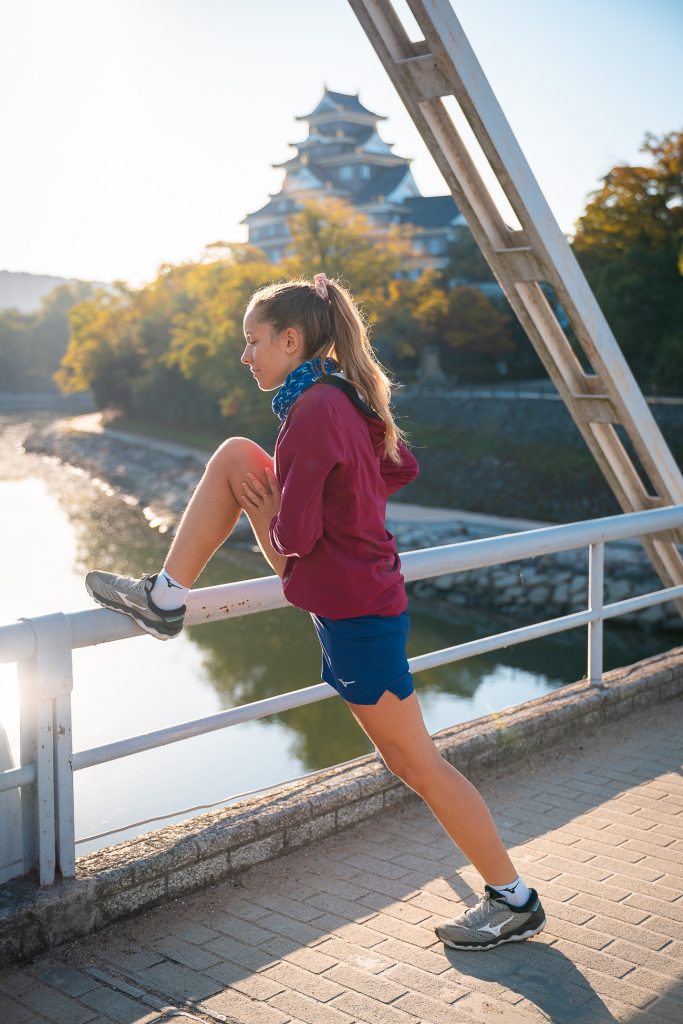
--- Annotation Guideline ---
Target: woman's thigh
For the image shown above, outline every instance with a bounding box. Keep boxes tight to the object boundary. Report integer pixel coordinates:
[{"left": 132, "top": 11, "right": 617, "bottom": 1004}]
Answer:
[
  {"left": 345, "top": 689, "right": 440, "bottom": 779},
  {"left": 211, "top": 437, "right": 287, "bottom": 578}
]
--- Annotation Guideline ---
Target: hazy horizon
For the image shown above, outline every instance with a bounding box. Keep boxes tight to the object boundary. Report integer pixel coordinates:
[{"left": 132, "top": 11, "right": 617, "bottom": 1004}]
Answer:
[{"left": 2, "top": 0, "right": 681, "bottom": 287}]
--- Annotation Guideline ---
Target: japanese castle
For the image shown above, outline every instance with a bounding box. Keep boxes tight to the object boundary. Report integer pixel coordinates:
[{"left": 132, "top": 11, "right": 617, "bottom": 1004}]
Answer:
[{"left": 241, "top": 88, "right": 468, "bottom": 277}]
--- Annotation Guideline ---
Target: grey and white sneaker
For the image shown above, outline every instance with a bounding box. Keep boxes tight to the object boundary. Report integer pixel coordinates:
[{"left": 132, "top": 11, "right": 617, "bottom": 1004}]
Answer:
[
  {"left": 434, "top": 885, "right": 546, "bottom": 950},
  {"left": 85, "top": 570, "right": 186, "bottom": 641}
]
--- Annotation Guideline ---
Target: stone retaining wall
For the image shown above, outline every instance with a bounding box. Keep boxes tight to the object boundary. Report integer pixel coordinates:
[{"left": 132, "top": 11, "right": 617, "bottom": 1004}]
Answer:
[
  {"left": 398, "top": 522, "right": 683, "bottom": 634},
  {"left": 1, "top": 644, "right": 682, "bottom": 967}
]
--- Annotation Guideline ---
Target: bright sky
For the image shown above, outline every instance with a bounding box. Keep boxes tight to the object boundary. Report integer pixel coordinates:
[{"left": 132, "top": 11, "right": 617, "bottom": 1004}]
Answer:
[{"left": 1, "top": 0, "right": 681, "bottom": 287}]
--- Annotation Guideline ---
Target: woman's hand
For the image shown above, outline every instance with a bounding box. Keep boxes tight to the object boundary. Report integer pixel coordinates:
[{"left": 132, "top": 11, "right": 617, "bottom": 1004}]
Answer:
[{"left": 239, "top": 467, "right": 281, "bottom": 527}]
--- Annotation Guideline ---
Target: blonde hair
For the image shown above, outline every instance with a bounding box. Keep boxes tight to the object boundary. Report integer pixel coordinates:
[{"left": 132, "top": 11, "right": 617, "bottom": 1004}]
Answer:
[{"left": 245, "top": 275, "right": 411, "bottom": 463}]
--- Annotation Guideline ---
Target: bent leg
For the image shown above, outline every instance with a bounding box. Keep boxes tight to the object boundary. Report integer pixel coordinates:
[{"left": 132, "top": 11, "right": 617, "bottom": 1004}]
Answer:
[
  {"left": 164, "top": 437, "right": 288, "bottom": 586},
  {"left": 346, "top": 690, "right": 518, "bottom": 886}
]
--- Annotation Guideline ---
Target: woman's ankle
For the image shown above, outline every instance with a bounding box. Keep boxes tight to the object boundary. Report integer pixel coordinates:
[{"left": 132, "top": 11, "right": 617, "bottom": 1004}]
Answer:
[{"left": 150, "top": 568, "right": 190, "bottom": 609}]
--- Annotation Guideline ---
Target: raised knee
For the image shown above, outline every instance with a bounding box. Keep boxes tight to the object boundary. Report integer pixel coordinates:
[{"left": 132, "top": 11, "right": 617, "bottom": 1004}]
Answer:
[
  {"left": 207, "top": 436, "right": 263, "bottom": 476},
  {"left": 208, "top": 436, "right": 249, "bottom": 465}
]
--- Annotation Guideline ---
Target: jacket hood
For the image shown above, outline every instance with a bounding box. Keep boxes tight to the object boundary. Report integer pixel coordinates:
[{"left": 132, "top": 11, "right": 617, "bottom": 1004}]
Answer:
[{"left": 314, "top": 373, "right": 387, "bottom": 456}]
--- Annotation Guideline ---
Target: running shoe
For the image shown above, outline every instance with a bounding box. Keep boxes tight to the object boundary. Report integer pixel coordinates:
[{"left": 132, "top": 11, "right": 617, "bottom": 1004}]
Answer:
[
  {"left": 434, "top": 884, "right": 546, "bottom": 950},
  {"left": 85, "top": 570, "right": 186, "bottom": 640}
]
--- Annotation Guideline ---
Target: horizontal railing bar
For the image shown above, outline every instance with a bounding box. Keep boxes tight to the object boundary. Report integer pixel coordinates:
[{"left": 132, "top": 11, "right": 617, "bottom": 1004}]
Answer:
[
  {"left": 1, "top": 504, "right": 681, "bottom": 666},
  {"left": 0, "top": 762, "right": 36, "bottom": 794},
  {"left": 71, "top": 611, "right": 595, "bottom": 771},
  {"left": 72, "top": 681, "right": 337, "bottom": 771},
  {"left": 399, "top": 505, "right": 683, "bottom": 583},
  {"left": 602, "top": 583, "right": 683, "bottom": 619},
  {"left": 64, "top": 580, "right": 683, "bottom": 772},
  {"left": 410, "top": 608, "right": 593, "bottom": 672}
]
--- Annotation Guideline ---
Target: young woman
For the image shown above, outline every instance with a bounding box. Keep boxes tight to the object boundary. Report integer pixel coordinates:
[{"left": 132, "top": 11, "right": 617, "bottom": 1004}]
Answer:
[{"left": 85, "top": 273, "right": 546, "bottom": 950}]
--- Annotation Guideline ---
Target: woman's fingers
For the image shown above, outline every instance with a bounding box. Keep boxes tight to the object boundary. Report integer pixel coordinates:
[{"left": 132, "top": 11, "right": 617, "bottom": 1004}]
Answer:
[{"left": 242, "top": 473, "right": 265, "bottom": 503}]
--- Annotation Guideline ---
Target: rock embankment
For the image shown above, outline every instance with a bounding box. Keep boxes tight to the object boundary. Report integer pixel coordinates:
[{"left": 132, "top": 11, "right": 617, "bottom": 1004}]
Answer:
[{"left": 24, "top": 417, "right": 683, "bottom": 634}]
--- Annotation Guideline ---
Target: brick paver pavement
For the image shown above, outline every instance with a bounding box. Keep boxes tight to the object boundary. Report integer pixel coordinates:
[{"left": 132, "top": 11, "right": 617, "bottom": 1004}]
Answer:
[{"left": 1, "top": 696, "right": 682, "bottom": 1023}]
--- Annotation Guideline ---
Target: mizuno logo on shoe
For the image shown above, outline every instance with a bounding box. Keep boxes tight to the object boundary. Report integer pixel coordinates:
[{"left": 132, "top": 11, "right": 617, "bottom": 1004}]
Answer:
[
  {"left": 115, "top": 590, "right": 143, "bottom": 608},
  {"left": 479, "top": 914, "right": 514, "bottom": 936}
]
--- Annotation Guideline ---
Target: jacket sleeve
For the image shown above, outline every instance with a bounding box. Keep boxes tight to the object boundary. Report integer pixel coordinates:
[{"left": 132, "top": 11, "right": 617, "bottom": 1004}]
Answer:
[
  {"left": 268, "top": 399, "right": 345, "bottom": 559},
  {"left": 380, "top": 439, "right": 420, "bottom": 497}
]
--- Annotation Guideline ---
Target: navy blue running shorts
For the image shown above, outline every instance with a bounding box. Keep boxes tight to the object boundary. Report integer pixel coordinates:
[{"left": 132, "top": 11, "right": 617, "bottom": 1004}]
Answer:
[{"left": 310, "top": 610, "right": 415, "bottom": 706}]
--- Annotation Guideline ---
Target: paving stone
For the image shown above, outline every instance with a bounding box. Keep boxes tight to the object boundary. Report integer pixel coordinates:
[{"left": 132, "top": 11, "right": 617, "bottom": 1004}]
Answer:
[
  {"left": 269, "top": 989, "right": 356, "bottom": 1023},
  {"left": 97, "top": 946, "right": 165, "bottom": 974},
  {"left": 358, "top": 911, "right": 436, "bottom": 948},
  {"left": 78, "top": 986, "right": 160, "bottom": 1023},
  {"left": 324, "top": 961, "right": 408, "bottom": 1002},
  {"left": 133, "top": 960, "right": 223, "bottom": 1002},
  {"left": 369, "top": 936, "right": 448, "bottom": 975},
  {"left": 201, "top": 985, "right": 291, "bottom": 1023},
  {"left": 149, "top": 935, "right": 221, "bottom": 970},
  {"left": 302, "top": 915, "right": 388, "bottom": 949},
  {"left": 28, "top": 961, "right": 102, "bottom": 997},
  {"left": 262, "top": 960, "right": 346, "bottom": 1002},
  {"left": 257, "top": 935, "right": 339, "bottom": 973},
  {"left": 312, "top": 937, "right": 397, "bottom": 974},
  {"left": 354, "top": 892, "right": 432, "bottom": 925},
  {"left": 454, "top": 990, "right": 548, "bottom": 1022},
  {"left": 304, "top": 890, "right": 378, "bottom": 924},
  {"left": 330, "top": 989, "right": 421, "bottom": 1023},
  {"left": 0, "top": 991, "right": 35, "bottom": 1023},
  {"left": 603, "top": 939, "right": 683, "bottom": 978},
  {"left": 168, "top": 920, "right": 223, "bottom": 944},
  {"left": 206, "top": 910, "right": 276, "bottom": 945},
  {"left": 10, "top": 979, "right": 99, "bottom": 1024},
  {"left": 381, "top": 962, "right": 471, "bottom": 1003},
  {"left": 253, "top": 891, "right": 328, "bottom": 923},
  {"left": 202, "top": 935, "right": 278, "bottom": 973}
]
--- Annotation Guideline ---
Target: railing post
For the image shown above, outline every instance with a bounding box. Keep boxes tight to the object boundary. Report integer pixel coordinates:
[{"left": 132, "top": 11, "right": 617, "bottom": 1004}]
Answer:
[
  {"left": 17, "top": 613, "right": 75, "bottom": 885},
  {"left": 587, "top": 542, "right": 605, "bottom": 687}
]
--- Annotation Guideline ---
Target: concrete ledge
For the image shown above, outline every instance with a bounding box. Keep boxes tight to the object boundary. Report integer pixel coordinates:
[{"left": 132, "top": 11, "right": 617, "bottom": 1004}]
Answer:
[{"left": 1, "top": 644, "right": 682, "bottom": 966}]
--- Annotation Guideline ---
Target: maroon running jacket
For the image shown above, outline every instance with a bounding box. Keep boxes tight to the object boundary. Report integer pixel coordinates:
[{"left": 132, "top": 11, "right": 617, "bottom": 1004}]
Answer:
[{"left": 268, "top": 373, "right": 419, "bottom": 618}]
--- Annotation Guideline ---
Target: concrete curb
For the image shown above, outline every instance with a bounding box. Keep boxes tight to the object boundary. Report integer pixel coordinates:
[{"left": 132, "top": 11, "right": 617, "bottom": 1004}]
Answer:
[{"left": 1, "top": 644, "right": 682, "bottom": 966}]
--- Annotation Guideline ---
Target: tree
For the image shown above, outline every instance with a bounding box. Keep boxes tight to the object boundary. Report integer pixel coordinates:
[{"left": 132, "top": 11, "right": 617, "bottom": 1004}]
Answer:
[
  {"left": 571, "top": 128, "right": 683, "bottom": 392},
  {"left": 439, "top": 224, "right": 496, "bottom": 285},
  {"left": 0, "top": 280, "right": 98, "bottom": 392}
]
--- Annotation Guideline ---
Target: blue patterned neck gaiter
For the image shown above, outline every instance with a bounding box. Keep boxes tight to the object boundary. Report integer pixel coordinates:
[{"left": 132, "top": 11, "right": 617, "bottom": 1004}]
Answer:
[{"left": 272, "top": 355, "right": 339, "bottom": 424}]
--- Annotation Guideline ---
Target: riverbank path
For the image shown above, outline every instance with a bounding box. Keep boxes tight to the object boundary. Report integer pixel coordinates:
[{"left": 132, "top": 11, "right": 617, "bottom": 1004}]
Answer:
[
  {"left": 62, "top": 411, "right": 553, "bottom": 532},
  {"left": 1, "top": 695, "right": 682, "bottom": 1023}
]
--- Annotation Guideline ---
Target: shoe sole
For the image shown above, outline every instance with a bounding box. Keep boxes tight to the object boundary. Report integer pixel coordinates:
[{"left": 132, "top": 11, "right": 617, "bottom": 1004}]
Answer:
[
  {"left": 85, "top": 581, "right": 181, "bottom": 641},
  {"left": 435, "top": 913, "right": 546, "bottom": 951}
]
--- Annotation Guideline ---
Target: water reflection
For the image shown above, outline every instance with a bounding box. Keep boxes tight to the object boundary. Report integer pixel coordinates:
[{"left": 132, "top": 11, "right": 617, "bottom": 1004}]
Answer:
[{"left": 0, "top": 411, "right": 676, "bottom": 855}]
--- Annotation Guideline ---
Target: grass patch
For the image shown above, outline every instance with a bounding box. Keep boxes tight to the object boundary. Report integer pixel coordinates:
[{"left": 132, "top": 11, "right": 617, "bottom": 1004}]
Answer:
[
  {"left": 411, "top": 423, "right": 596, "bottom": 482},
  {"left": 104, "top": 413, "right": 227, "bottom": 453}
]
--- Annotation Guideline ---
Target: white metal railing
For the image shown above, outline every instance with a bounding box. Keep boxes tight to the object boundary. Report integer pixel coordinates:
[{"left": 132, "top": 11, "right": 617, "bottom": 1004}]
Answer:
[{"left": 1, "top": 504, "right": 682, "bottom": 887}]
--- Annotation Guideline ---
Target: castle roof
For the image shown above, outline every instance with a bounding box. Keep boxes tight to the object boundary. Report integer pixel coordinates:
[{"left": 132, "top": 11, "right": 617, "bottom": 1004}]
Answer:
[
  {"left": 296, "top": 88, "right": 385, "bottom": 123},
  {"left": 398, "top": 195, "right": 461, "bottom": 228}
]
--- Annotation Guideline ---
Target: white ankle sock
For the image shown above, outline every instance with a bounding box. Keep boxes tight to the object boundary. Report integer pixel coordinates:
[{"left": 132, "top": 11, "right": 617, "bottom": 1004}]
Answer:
[
  {"left": 150, "top": 568, "right": 189, "bottom": 611},
  {"left": 489, "top": 874, "right": 531, "bottom": 907}
]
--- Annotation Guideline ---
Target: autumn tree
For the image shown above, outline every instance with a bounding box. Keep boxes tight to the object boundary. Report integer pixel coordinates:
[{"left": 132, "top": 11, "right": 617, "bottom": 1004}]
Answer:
[
  {"left": 0, "top": 280, "right": 98, "bottom": 392},
  {"left": 571, "top": 127, "right": 683, "bottom": 392}
]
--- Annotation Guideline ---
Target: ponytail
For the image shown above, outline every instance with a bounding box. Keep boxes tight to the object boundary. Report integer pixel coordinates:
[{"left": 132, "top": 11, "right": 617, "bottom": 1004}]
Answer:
[{"left": 245, "top": 275, "right": 411, "bottom": 463}]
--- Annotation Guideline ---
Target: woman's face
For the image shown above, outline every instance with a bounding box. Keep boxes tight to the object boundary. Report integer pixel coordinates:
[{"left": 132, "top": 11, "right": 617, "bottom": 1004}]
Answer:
[{"left": 241, "top": 310, "right": 305, "bottom": 392}]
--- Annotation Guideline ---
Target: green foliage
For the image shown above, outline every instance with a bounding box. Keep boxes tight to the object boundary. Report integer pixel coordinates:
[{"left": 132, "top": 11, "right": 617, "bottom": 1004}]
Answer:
[
  {"left": 54, "top": 137, "right": 683, "bottom": 433},
  {"left": 571, "top": 128, "right": 683, "bottom": 392},
  {"left": 0, "top": 280, "right": 98, "bottom": 391}
]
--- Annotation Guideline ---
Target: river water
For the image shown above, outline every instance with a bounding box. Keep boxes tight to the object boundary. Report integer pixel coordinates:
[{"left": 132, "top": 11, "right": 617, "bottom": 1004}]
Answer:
[{"left": 0, "top": 411, "right": 675, "bottom": 857}]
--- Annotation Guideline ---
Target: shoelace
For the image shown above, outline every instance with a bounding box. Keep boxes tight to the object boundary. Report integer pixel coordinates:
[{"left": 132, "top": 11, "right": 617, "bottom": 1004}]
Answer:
[
  {"left": 445, "top": 891, "right": 510, "bottom": 930},
  {"left": 461, "top": 891, "right": 495, "bottom": 926}
]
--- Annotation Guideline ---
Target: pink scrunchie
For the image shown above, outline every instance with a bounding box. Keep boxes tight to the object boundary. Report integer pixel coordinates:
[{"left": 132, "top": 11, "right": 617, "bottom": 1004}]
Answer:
[{"left": 314, "top": 272, "right": 330, "bottom": 302}]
